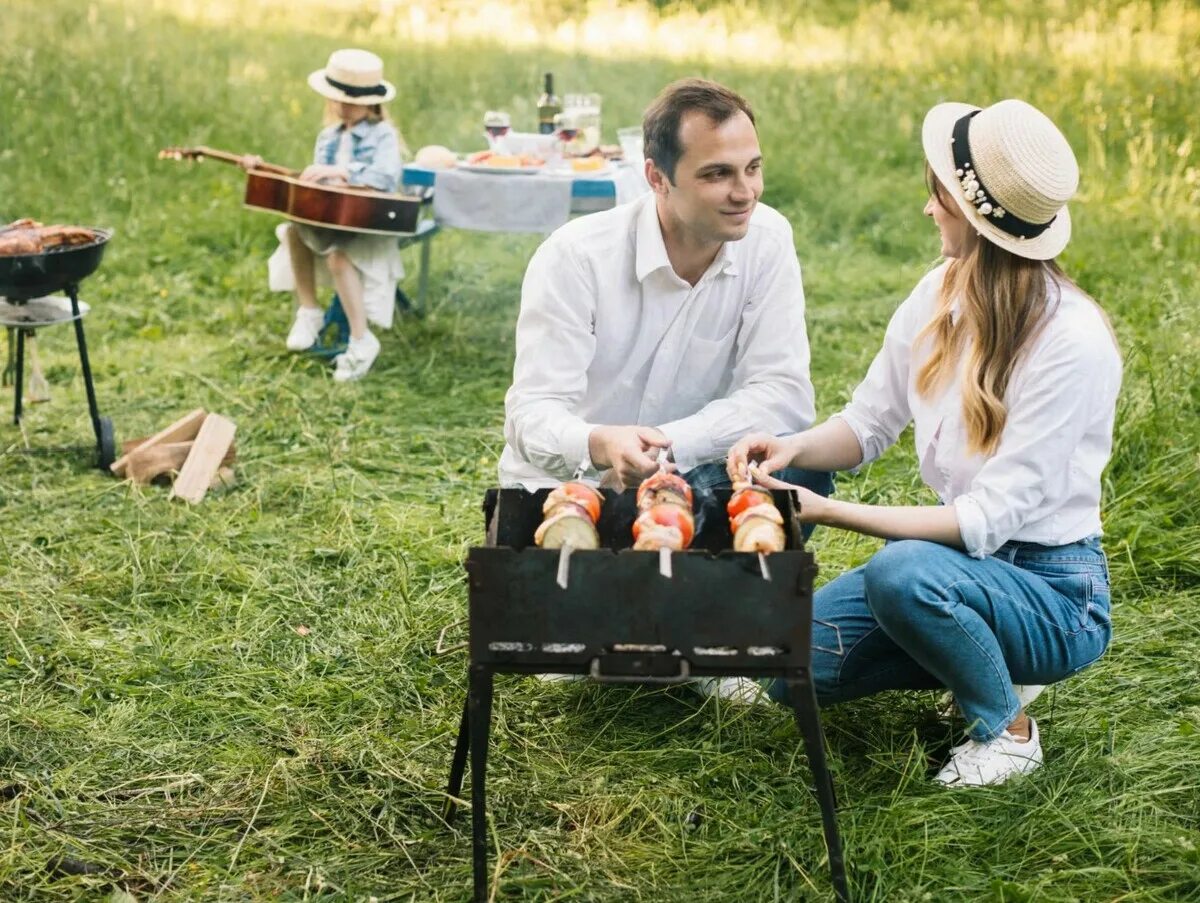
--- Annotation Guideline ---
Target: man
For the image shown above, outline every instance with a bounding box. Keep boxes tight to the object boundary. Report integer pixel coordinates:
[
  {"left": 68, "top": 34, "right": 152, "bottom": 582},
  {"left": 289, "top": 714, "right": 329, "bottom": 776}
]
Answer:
[{"left": 500, "top": 77, "right": 828, "bottom": 502}]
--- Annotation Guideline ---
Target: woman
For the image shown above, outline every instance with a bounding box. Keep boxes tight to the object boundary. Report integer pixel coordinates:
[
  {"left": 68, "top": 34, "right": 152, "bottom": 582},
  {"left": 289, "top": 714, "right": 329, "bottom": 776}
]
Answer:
[
  {"left": 246, "top": 48, "right": 406, "bottom": 381},
  {"left": 728, "top": 99, "right": 1121, "bottom": 786}
]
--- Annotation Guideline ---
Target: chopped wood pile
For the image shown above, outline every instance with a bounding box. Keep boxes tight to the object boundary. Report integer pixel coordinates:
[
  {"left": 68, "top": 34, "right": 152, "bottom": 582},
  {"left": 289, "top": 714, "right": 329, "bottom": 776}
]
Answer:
[{"left": 110, "top": 408, "right": 237, "bottom": 503}]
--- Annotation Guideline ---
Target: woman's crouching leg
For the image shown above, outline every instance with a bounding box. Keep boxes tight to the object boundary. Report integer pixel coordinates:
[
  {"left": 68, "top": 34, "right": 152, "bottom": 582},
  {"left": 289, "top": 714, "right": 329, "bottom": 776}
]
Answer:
[{"left": 765, "top": 563, "right": 939, "bottom": 706}]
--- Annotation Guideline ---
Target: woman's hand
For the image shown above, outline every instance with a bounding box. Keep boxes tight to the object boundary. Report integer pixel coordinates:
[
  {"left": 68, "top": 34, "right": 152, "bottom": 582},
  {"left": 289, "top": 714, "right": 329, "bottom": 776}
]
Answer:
[
  {"left": 299, "top": 164, "right": 349, "bottom": 184},
  {"left": 239, "top": 154, "right": 264, "bottom": 171},
  {"left": 746, "top": 472, "right": 830, "bottom": 523},
  {"left": 726, "top": 432, "right": 800, "bottom": 484}
]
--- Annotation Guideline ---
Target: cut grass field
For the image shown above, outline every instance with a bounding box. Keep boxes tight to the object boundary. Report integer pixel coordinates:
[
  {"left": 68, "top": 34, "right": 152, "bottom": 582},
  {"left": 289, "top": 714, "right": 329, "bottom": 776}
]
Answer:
[{"left": 2, "top": 0, "right": 1199, "bottom": 899}]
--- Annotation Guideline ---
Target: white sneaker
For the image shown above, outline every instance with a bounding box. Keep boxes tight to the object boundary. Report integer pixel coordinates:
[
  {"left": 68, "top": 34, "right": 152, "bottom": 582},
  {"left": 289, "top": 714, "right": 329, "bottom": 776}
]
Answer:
[
  {"left": 285, "top": 306, "right": 325, "bottom": 351},
  {"left": 694, "top": 677, "right": 768, "bottom": 706},
  {"left": 333, "top": 331, "right": 381, "bottom": 382},
  {"left": 935, "top": 717, "right": 1043, "bottom": 787}
]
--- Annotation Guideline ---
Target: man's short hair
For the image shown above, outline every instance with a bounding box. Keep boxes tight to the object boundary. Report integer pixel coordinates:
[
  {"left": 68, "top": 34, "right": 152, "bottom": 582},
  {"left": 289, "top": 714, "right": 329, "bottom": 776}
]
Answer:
[{"left": 642, "top": 78, "right": 756, "bottom": 184}]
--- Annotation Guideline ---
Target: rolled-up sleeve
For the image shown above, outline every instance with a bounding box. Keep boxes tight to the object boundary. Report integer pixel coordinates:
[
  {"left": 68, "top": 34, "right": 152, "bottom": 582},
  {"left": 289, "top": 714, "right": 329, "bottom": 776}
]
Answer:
[
  {"left": 503, "top": 239, "right": 598, "bottom": 479},
  {"left": 657, "top": 232, "right": 813, "bottom": 468},
  {"left": 952, "top": 329, "right": 1116, "bottom": 558}
]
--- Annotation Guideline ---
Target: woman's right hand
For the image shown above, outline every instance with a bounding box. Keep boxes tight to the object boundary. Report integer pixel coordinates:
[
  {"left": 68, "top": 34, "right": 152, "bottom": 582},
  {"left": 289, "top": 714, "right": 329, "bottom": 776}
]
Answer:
[
  {"left": 239, "top": 154, "right": 264, "bottom": 171},
  {"left": 726, "top": 432, "right": 800, "bottom": 484}
]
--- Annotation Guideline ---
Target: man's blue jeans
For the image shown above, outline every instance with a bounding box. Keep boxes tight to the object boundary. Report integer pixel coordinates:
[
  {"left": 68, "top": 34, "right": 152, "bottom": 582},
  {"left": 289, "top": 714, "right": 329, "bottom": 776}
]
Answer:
[
  {"left": 767, "top": 537, "right": 1113, "bottom": 741},
  {"left": 683, "top": 461, "right": 835, "bottom": 541}
]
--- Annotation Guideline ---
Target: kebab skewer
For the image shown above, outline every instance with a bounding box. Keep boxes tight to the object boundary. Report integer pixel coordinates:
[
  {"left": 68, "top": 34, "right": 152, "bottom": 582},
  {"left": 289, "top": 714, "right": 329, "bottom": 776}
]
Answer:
[
  {"left": 728, "top": 465, "right": 786, "bottom": 580},
  {"left": 534, "top": 481, "right": 604, "bottom": 589},
  {"left": 633, "top": 470, "right": 695, "bottom": 578}
]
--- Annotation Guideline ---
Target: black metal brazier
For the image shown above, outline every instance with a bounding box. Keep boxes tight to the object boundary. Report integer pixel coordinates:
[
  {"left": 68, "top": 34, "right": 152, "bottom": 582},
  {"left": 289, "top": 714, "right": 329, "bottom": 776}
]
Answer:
[
  {"left": 0, "top": 229, "right": 112, "bottom": 301},
  {"left": 442, "top": 487, "right": 850, "bottom": 902},
  {"left": 1, "top": 228, "right": 116, "bottom": 468}
]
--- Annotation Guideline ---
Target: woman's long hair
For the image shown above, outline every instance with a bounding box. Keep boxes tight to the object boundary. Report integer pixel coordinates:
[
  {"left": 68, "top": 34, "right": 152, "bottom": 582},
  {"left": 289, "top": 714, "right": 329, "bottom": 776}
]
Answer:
[{"left": 916, "top": 162, "right": 1101, "bottom": 456}]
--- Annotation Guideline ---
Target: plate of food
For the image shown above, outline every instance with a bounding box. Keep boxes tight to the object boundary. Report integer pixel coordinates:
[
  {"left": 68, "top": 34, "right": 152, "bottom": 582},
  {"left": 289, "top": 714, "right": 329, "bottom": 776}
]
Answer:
[
  {"left": 567, "top": 156, "right": 613, "bottom": 177},
  {"left": 457, "top": 151, "right": 547, "bottom": 174}
]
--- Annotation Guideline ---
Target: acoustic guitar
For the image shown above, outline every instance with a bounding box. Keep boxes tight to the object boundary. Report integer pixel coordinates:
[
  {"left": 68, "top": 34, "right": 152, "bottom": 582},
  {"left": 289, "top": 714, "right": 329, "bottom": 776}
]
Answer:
[{"left": 159, "top": 145, "right": 423, "bottom": 236}]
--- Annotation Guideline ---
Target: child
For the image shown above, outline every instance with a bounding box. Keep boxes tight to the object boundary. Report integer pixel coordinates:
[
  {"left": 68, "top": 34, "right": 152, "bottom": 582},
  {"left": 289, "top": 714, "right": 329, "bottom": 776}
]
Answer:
[{"left": 247, "top": 48, "right": 405, "bottom": 382}]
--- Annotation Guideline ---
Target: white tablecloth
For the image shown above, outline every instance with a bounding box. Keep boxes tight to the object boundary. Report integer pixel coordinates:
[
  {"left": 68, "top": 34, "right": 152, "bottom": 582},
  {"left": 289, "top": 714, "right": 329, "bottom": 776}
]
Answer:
[{"left": 431, "top": 164, "right": 649, "bottom": 234}]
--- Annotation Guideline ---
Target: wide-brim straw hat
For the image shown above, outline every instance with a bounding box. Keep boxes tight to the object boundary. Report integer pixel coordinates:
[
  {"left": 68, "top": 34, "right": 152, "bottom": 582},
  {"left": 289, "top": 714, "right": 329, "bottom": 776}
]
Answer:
[
  {"left": 922, "top": 99, "right": 1078, "bottom": 260},
  {"left": 308, "top": 48, "right": 396, "bottom": 105}
]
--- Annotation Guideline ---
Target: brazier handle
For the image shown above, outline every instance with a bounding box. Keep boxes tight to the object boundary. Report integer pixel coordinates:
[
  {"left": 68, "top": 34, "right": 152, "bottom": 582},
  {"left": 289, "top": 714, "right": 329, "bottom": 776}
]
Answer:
[{"left": 588, "top": 655, "right": 692, "bottom": 684}]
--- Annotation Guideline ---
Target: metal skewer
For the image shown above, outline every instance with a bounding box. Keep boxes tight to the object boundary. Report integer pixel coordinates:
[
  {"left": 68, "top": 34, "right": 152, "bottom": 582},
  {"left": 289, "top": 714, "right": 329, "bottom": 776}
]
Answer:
[
  {"left": 747, "top": 463, "right": 773, "bottom": 581},
  {"left": 556, "top": 542, "right": 574, "bottom": 590},
  {"left": 654, "top": 447, "right": 674, "bottom": 578}
]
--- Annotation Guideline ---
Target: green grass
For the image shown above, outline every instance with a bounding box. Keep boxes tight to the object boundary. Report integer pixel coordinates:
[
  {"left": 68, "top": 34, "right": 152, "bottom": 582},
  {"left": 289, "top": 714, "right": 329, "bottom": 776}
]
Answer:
[{"left": 2, "top": 0, "right": 1199, "bottom": 899}]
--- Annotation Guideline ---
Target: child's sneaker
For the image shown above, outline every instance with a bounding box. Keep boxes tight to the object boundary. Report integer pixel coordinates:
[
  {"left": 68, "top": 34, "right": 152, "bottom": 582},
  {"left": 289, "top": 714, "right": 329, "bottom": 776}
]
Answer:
[
  {"left": 333, "top": 330, "right": 381, "bottom": 382},
  {"left": 286, "top": 306, "right": 326, "bottom": 351},
  {"left": 934, "top": 717, "right": 1043, "bottom": 787}
]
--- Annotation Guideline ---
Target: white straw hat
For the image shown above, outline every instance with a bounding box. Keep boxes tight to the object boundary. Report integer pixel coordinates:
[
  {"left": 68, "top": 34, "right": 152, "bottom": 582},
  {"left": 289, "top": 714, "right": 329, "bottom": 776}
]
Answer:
[
  {"left": 307, "top": 48, "right": 396, "bottom": 105},
  {"left": 922, "top": 99, "right": 1078, "bottom": 260}
]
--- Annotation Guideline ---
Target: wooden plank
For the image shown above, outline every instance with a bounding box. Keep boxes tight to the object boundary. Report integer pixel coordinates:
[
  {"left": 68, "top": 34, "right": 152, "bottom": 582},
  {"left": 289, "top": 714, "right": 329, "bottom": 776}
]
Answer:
[
  {"left": 122, "top": 436, "right": 150, "bottom": 455},
  {"left": 170, "top": 414, "right": 236, "bottom": 504},
  {"left": 126, "top": 440, "right": 236, "bottom": 485},
  {"left": 110, "top": 408, "right": 206, "bottom": 477},
  {"left": 127, "top": 441, "right": 192, "bottom": 485}
]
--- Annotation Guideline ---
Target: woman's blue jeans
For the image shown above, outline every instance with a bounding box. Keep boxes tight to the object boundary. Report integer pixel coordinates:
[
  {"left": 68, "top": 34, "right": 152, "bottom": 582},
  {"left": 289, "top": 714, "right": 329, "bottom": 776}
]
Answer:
[{"left": 767, "top": 537, "right": 1112, "bottom": 741}]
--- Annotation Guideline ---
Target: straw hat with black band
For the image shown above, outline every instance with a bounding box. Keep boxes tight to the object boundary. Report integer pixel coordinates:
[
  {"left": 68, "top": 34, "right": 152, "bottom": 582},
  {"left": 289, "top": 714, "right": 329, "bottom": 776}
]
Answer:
[
  {"left": 922, "top": 99, "right": 1078, "bottom": 261},
  {"left": 307, "top": 48, "right": 396, "bottom": 105}
]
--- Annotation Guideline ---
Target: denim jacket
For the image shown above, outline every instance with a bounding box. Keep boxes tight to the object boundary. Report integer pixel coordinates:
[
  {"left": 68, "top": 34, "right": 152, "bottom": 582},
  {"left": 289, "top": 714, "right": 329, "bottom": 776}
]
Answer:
[{"left": 313, "top": 119, "right": 403, "bottom": 193}]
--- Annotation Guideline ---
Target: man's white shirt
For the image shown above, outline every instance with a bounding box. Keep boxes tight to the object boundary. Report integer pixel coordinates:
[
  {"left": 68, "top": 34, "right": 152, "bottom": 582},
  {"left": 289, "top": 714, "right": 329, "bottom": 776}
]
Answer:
[{"left": 500, "top": 192, "right": 815, "bottom": 488}]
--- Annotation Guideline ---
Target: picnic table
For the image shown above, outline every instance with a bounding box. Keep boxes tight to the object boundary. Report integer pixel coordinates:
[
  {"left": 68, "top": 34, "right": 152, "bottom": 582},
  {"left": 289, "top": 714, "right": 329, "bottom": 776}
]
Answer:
[{"left": 401, "top": 160, "right": 650, "bottom": 233}]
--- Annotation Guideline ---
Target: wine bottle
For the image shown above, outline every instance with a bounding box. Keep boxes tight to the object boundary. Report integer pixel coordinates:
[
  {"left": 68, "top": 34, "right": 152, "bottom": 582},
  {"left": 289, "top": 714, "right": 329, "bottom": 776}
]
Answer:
[{"left": 537, "top": 72, "right": 561, "bottom": 135}]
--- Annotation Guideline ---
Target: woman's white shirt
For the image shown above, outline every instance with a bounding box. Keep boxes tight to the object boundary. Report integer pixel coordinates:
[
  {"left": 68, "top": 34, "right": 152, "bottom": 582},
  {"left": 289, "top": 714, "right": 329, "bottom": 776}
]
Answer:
[{"left": 835, "top": 262, "right": 1122, "bottom": 558}]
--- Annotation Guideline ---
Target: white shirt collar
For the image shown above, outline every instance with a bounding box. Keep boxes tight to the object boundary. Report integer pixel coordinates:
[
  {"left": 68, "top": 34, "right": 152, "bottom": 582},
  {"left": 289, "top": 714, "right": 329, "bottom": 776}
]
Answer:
[{"left": 634, "top": 195, "right": 740, "bottom": 284}]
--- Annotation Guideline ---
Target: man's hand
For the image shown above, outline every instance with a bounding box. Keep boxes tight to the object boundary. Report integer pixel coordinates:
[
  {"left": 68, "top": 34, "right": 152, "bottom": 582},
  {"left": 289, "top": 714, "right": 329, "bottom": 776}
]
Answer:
[
  {"left": 726, "top": 432, "right": 801, "bottom": 484},
  {"left": 299, "top": 164, "right": 349, "bottom": 185},
  {"left": 589, "top": 425, "right": 672, "bottom": 491}
]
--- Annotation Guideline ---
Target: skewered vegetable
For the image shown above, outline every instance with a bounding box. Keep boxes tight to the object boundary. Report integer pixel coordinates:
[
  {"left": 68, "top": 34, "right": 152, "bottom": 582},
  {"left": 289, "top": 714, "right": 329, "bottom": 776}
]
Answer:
[
  {"left": 634, "top": 471, "right": 695, "bottom": 553},
  {"left": 535, "top": 481, "right": 604, "bottom": 550},
  {"left": 727, "top": 483, "right": 786, "bottom": 554}
]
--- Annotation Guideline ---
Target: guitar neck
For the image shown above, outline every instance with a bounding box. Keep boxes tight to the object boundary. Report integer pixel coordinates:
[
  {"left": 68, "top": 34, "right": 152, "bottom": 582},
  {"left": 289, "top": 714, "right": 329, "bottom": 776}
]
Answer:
[{"left": 191, "top": 146, "right": 296, "bottom": 176}]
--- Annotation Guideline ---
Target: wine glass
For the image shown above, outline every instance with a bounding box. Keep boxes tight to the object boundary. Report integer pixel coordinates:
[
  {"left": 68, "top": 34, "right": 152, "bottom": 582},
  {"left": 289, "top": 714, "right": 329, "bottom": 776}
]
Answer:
[{"left": 483, "top": 110, "right": 511, "bottom": 152}]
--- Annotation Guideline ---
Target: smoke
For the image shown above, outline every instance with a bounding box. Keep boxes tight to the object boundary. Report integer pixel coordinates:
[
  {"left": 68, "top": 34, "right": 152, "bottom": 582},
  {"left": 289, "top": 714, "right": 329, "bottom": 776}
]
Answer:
[{"left": 690, "top": 483, "right": 716, "bottom": 538}]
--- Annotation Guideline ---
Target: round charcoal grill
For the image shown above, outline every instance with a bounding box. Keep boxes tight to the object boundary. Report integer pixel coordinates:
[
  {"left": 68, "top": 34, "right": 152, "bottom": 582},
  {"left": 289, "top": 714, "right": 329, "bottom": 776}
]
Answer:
[{"left": 0, "top": 228, "right": 116, "bottom": 468}]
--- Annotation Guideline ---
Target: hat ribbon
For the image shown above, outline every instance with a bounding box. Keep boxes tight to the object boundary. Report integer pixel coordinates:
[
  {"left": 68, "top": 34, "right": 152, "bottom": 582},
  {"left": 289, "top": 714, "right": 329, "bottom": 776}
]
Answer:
[
  {"left": 951, "top": 111, "right": 1055, "bottom": 241},
  {"left": 325, "top": 74, "right": 387, "bottom": 98}
]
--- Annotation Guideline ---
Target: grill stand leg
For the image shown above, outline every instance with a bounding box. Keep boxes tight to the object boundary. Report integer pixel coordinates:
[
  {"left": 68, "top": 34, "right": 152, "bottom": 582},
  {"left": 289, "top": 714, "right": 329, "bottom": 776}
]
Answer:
[
  {"left": 788, "top": 676, "right": 850, "bottom": 903},
  {"left": 443, "top": 697, "right": 471, "bottom": 825},
  {"left": 66, "top": 285, "right": 114, "bottom": 469},
  {"left": 468, "top": 665, "right": 493, "bottom": 903},
  {"left": 13, "top": 327, "right": 25, "bottom": 426}
]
